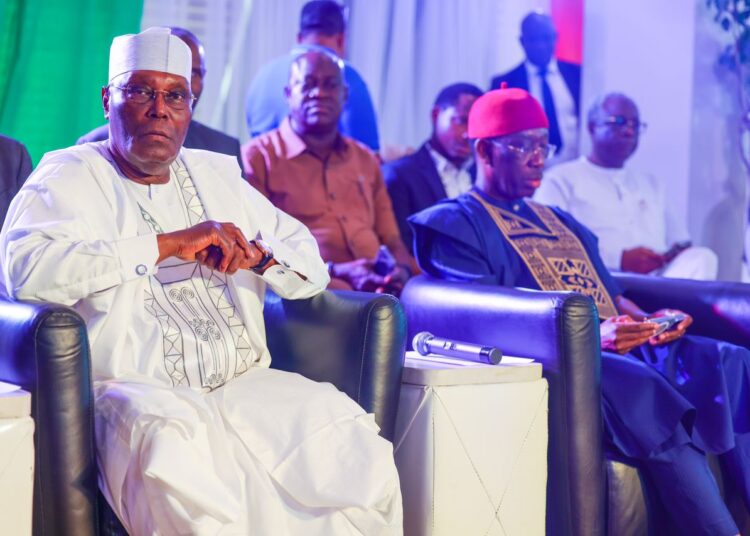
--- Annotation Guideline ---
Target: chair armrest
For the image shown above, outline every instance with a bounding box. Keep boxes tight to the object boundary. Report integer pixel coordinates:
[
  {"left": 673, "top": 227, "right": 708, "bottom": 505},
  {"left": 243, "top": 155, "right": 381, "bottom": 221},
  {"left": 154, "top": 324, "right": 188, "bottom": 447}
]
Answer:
[
  {"left": 0, "top": 298, "right": 98, "bottom": 536},
  {"left": 400, "top": 276, "right": 605, "bottom": 536},
  {"left": 263, "top": 289, "right": 407, "bottom": 441},
  {"left": 613, "top": 273, "right": 750, "bottom": 347}
]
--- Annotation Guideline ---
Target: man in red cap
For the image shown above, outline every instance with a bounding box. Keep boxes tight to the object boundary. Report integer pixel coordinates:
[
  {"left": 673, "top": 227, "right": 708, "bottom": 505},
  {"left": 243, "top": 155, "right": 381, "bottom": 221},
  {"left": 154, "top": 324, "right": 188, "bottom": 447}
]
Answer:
[{"left": 409, "top": 87, "right": 750, "bottom": 535}]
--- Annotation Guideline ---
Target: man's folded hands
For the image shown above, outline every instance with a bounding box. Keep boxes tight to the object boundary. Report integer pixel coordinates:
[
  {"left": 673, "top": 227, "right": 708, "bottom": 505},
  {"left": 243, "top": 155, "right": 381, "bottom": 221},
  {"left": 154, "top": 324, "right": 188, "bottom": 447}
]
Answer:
[{"left": 156, "top": 220, "right": 263, "bottom": 274}]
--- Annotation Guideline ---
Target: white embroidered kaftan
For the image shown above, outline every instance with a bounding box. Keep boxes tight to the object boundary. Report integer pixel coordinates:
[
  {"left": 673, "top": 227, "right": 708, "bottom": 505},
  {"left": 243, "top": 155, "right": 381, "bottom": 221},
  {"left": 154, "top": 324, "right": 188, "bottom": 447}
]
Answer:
[{"left": 0, "top": 143, "right": 403, "bottom": 535}]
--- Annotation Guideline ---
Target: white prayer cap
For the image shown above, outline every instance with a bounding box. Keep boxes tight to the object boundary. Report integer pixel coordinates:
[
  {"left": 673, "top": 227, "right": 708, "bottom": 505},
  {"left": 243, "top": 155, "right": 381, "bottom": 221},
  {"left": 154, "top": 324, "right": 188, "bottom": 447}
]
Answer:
[{"left": 108, "top": 27, "right": 191, "bottom": 83}]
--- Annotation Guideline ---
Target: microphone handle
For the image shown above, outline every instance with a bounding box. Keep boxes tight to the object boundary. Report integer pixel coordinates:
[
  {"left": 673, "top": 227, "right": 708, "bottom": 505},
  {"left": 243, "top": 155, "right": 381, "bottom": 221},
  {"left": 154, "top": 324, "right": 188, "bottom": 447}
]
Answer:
[{"left": 426, "top": 338, "right": 502, "bottom": 364}]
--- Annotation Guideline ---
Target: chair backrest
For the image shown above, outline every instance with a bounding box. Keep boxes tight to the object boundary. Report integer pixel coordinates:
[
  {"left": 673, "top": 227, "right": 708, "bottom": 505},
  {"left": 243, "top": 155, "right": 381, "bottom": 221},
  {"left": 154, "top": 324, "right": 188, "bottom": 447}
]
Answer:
[
  {"left": 264, "top": 289, "right": 406, "bottom": 440},
  {"left": 400, "top": 276, "right": 606, "bottom": 536}
]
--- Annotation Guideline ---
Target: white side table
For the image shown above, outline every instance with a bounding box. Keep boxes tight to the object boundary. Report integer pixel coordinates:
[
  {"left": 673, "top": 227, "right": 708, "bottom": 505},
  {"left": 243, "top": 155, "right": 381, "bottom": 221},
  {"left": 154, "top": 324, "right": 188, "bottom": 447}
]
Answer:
[
  {"left": 0, "top": 382, "right": 34, "bottom": 536},
  {"left": 394, "top": 352, "right": 548, "bottom": 536}
]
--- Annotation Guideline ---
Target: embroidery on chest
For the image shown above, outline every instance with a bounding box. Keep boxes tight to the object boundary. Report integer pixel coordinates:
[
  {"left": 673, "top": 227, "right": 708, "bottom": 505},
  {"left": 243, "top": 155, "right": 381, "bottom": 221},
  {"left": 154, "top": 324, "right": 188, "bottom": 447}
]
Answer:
[{"left": 135, "top": 162, "right": 257, "bottom": 390}]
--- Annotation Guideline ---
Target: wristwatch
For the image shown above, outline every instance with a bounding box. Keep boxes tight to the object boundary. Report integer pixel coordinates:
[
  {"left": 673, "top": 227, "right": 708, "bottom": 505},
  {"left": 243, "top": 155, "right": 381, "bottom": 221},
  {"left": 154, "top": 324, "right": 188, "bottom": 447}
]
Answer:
[{"left": 250, "top": 239, "right": 274, "bottom": 274}]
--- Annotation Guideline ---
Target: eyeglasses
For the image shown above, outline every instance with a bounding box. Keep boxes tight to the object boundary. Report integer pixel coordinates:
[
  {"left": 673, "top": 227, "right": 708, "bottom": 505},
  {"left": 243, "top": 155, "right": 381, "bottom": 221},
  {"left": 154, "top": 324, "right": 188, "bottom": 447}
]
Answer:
[
  {"left": 111, "top": 84, "right": 195, "bottom": 110},
  {"left": 599, "top": 115, "right": 648, "bottom": 133},
  {"left": 490, "top": 138, "right": 557, "bottom": 159}
]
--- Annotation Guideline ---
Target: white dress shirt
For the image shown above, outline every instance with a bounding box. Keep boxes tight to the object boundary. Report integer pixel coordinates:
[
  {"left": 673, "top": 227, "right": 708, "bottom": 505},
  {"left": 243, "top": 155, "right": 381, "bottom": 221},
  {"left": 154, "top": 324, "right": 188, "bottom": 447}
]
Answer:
[
  {"left": 426, "top": 143, "right": 474, "bottom": 199},
  {"left": 524, "top": 60, "right": 579, "bottom": 163},
  {"left": 534, "top": 156, "right": 690, "bottom": 270}
]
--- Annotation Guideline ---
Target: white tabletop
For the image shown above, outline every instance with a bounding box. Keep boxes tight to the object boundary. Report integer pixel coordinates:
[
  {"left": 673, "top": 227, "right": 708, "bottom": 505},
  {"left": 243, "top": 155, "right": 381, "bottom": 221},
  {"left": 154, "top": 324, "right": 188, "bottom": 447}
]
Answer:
[
  {"left": 0, "top": 382, "right": 31, "bottom": 418},
  {"left": 403, "top": 351, "right": 542, "bottom": 386}
]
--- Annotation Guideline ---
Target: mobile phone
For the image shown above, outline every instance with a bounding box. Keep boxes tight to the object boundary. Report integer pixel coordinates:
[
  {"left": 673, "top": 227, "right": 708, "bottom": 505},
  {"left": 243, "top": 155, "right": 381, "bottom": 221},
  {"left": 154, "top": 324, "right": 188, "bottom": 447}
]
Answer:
[
  {"left": 646, "top": 313, "right": 686, "bottom": 335},
  {"left": 663, "top": 241, "right": 691, "bottom": 262},
  {"left": 373, "top": 245, "right": 396, "bottom": 276}
]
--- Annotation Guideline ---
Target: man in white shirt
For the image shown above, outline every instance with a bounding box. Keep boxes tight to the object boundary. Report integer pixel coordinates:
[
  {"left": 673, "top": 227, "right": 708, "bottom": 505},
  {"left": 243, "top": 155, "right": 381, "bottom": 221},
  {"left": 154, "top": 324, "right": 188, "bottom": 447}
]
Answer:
[
  {"left": 0, "top": 27, "right": 402, "bottom": 535},
  {"left": 535, "top": 92, "right": 717, "bottom": 280},
  {"left": 383, "top": 82, "right": 483, "bottom": 249},
  {"left": 490, "top": 12, "right": 580, "bottom": 164}
]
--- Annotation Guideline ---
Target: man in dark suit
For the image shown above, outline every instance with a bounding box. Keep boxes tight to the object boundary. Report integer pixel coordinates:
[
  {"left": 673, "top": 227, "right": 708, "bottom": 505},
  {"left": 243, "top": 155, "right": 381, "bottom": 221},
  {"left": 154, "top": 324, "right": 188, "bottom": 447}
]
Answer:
[
  {"left": 490, "top": 12, "right": 580, "bottom": 161},
  {"left": 0, "top": 134, "right": 32, "bottom": 223},
  {"left": 383, "top": 83, "right": 482, "bottom": 249},
  {"left": 77, "top": 27, "right": 242, "bottom": 171}
]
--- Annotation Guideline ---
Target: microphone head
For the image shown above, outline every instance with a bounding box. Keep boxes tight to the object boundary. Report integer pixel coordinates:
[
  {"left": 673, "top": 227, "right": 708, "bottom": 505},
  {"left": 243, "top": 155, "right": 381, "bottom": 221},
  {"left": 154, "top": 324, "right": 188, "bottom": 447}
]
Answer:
[
  {"left": 486, "top": 347, "right": 503, "bottom": 364},
  {"left": 412, "top": 332, "right": 433, "bottom": 356}
]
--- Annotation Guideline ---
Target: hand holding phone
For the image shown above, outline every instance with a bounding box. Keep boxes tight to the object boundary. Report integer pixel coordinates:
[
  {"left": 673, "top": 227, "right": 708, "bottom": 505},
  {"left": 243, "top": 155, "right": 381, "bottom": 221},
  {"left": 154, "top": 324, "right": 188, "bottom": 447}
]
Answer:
[
  {"left": 373, "top": 245, "right": 396, "bottom": 276},
  {"left": 646, "top": 313, "right": 687, "bottom": 335}
]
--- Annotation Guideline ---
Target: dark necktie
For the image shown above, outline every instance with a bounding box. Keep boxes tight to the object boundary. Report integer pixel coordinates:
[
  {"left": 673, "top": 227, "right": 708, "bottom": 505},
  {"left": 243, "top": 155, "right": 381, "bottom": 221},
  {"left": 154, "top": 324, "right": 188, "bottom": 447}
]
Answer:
[{"left": 538, "top": 67, "right": 562, "bottom": 150}]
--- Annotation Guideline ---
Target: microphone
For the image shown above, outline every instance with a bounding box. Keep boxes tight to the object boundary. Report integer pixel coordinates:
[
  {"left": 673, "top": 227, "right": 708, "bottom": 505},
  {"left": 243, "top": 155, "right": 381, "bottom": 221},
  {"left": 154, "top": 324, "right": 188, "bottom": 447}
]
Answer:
[{"left": 412, "top": 331, "right": 502, "bottom": 365}]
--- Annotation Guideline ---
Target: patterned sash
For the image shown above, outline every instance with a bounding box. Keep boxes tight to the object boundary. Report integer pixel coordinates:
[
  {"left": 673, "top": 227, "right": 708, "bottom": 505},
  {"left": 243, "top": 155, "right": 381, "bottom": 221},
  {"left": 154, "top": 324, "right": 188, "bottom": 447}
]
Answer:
[{"left": 470, "top": 191, "right": 618, "bottom": 318}]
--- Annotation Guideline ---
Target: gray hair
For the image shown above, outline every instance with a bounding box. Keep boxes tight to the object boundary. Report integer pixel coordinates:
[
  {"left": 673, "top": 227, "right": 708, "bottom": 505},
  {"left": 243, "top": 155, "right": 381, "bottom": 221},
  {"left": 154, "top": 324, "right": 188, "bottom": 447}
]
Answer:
[{"left": 586, "top": 92, "right": 637, "bottom": 125}]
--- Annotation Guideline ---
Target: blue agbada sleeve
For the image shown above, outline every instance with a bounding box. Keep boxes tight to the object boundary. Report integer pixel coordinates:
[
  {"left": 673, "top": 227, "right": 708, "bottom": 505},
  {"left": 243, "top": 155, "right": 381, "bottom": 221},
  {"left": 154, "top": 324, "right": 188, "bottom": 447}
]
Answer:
[
  {"left": 408, "top": 202, "right": 500, "bottom": 285},
  {"left": 551, "top": 207, "right": 623, "bottom": 298}
]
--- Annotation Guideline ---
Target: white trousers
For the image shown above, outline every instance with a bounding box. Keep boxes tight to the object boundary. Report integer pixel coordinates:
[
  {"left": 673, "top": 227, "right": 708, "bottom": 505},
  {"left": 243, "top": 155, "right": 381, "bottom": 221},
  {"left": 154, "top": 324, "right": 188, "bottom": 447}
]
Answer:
[
  {"left": 655, "top": 246, "right": 718, "bottom": 281},
  {"left": 94, "top": 368, "right": 403, "bottom": 536}
]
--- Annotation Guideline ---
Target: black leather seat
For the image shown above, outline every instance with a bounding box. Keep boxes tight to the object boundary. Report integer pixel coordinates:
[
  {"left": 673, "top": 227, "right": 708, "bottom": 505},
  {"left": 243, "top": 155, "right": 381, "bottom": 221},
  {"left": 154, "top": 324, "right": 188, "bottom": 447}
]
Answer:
[
  {"left": 401, "top": 274, "right": 750, "bottom": 536},
  {"left": 0, "top": 289, "right": 406, "bottom": 535}
]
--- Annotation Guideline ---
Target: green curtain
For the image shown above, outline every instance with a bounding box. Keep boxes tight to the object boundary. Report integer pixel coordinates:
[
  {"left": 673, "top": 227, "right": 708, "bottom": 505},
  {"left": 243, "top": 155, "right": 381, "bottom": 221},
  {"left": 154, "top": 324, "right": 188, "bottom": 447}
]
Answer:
[{"left": 0, "top": 0, "right": 143, "bottom": 164}]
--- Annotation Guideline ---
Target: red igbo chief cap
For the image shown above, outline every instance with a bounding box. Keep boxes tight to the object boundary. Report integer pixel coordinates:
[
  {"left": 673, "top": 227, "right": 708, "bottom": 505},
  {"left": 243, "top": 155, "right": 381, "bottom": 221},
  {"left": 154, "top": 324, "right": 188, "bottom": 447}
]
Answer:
[{"left": 468, "top": 83, "right": 549, "bottom": 139}]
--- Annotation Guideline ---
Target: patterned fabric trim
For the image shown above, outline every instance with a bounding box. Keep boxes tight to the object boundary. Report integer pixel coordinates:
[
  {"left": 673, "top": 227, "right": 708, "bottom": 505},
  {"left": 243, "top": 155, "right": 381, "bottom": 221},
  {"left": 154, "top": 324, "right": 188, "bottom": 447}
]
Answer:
[
  {"left": 470, "top": 191, "right": 617, "bottom": 318},
  {"left": 133, "top": 160, "right": 256, "bottom": 390}
]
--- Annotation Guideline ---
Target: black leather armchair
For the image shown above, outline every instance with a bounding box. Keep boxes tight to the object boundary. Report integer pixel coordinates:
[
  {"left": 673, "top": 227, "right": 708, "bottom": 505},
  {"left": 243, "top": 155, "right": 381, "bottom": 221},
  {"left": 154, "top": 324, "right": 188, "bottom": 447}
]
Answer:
[
  {"left": 400, "top": 276, "right": 605, "bottom": 536},
  {"left": 0, "top": 289, "right": 406, "bottom": 536}
]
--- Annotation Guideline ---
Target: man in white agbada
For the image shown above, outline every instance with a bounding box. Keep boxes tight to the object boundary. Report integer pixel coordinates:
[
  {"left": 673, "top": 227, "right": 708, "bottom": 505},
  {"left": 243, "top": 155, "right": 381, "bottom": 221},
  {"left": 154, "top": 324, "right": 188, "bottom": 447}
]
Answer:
[
  {"left": 534, "top": 92, "right": 718, "bottom": 280},
  {"left": 0, "top": 27, "right": 402, "bottom": 535}
]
